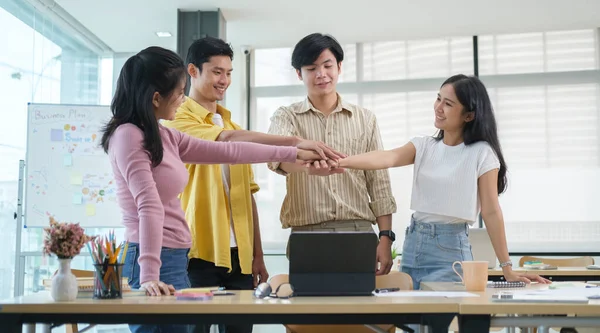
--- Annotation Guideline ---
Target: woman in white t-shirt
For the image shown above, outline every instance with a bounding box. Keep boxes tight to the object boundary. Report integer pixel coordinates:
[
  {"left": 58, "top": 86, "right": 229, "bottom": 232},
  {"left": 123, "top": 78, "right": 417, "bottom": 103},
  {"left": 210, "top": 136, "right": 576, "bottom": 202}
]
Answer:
[{"left": 336, "top": 74, "right": 550, "bottom": 289}]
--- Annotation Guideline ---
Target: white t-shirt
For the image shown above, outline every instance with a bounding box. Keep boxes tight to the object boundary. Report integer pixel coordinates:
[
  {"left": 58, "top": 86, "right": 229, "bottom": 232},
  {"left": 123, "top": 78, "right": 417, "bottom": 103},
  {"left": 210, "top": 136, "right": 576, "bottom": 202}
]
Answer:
[
  {"left": 211, "top": 113, "right": 237, "bottom": 247},
  {"left": 409, "top": 136, "right": 500, "bottom": 224}
]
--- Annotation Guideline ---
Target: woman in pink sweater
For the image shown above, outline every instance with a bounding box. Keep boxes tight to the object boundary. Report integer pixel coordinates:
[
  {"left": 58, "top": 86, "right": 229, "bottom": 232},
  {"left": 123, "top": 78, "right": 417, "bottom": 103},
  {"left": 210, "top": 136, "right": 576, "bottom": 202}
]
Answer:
[{"left": 100, "top": 47, "right": 323, "bottom": 333}]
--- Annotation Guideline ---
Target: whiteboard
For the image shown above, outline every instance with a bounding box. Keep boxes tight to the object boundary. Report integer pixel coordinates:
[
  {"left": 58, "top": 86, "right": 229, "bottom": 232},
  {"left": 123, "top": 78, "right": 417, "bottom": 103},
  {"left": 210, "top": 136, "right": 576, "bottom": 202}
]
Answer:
[{"left": 24, "top": 103, "right": 122, "bottom": 227}]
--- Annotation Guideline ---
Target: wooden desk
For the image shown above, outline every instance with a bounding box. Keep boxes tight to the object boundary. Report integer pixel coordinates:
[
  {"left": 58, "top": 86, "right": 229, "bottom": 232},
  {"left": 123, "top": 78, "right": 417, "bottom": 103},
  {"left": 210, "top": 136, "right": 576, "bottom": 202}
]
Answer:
[
  {"left": 422, "top": 281, "right": 600, "bottom": 333},
  {"left": 489, "top": 267, "right": 600, "bottom": 282},
  {"left": 0, "top": 290, "right": 459, "bottom": 333}
]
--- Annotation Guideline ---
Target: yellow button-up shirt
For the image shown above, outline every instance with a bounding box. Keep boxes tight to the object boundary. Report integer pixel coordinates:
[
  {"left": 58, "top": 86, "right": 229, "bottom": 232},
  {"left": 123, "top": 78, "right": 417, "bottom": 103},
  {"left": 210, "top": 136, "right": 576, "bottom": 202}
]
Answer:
[{"left": 162, "top": 97, "right": 258, "bottom": 274}]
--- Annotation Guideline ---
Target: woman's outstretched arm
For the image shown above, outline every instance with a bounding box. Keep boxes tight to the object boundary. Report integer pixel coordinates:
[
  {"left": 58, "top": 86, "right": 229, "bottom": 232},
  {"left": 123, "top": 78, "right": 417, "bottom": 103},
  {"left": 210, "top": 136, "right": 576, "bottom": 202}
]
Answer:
[
  {"left": 173, "top": 127, "right": 320, "bottom": 165},
  {"left": 337, "top": 142, "right": 417, "bottom": 170}
]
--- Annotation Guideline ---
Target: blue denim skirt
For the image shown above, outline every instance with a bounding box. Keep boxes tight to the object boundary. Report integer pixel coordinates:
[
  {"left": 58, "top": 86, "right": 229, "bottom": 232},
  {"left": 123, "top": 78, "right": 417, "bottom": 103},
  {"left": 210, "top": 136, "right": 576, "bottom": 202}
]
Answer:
[
  {"left": 123, "top": 243, "right": 192, "bottom": 333},
  {"left": 400, "top": 216, "right": 474, "bottom": 290}
]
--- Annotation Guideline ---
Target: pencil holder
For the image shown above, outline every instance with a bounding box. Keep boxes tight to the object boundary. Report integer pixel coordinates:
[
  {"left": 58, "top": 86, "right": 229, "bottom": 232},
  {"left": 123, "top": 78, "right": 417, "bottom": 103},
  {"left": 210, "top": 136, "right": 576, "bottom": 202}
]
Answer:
[{"left": 93, "top": 263, "right": 124, "bottom": 299}]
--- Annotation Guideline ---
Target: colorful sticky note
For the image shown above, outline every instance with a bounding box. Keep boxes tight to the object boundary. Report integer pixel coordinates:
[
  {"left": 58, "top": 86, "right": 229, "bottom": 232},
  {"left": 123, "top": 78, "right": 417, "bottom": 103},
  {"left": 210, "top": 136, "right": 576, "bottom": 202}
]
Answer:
[
  {"left": 72, "top": 193, "right": 82, "bottom": 205},
  {"left": 85, "top": 204, "right": 96, "bottom": 216},
  {"left": 70, "top": 173, "right": 83, "bottom": 185},
  {"left": 50, "top": 129, "right": 63, "bottom": 142},
  {"left": 63, "top": 154, "right": 72, "bottom": 166}
]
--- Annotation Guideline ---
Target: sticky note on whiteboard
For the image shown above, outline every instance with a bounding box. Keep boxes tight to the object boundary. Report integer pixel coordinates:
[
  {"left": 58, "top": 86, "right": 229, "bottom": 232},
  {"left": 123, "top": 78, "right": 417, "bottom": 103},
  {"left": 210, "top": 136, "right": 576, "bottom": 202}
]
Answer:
[
  {"left": 50, "top": 129, "right": 63, "bottom": 141},
  {"left": 85, "top": 204, "right": 96, "bottom": 216},
  {"left": 70, "top": 173, "right": 83, "bottom": 185},
  {"left": 64, "top": 154, "right": 72, "bottom": 166},
  {"left": 72, "top": 193, "right": 82, "bottom": 205}
]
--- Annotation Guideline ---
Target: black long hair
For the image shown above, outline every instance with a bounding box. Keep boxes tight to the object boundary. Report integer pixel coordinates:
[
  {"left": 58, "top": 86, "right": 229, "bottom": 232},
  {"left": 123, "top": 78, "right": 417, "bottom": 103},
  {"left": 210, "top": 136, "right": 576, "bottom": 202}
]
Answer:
[
  {"left": 100, "top": 46, "right": 186, "bottom": 167},
  {"left": 434, "top": 74, "right": 508, "bottom": 194}
]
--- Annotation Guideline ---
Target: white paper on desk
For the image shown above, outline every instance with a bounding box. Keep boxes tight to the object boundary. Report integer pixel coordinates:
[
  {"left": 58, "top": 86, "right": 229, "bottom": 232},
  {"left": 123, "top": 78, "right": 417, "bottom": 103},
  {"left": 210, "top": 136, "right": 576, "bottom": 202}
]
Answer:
[
  {"left": 520, "top": 287, "right": 600, "bottom": 297},
  {"left": 493, "top": 294, "right": 589, "bottom": 303},
  {"left": 374, "top": 291, "right": 479, "bottom": 298}
]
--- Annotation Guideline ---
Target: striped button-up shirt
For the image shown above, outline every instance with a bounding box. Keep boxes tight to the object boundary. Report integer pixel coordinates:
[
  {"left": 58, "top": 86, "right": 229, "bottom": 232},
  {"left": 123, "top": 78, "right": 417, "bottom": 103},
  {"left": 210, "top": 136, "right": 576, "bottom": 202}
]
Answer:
[{"left": 267, "top": 95, "right": 397, "bottom": 228}]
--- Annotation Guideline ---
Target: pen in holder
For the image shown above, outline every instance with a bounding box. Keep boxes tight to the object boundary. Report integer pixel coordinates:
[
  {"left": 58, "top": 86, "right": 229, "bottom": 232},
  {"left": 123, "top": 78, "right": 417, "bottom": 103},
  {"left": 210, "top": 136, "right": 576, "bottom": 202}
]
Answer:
[
  {"left": 88, "top": 230, "right": 129, "bottom": 300},
  {"left": 94, "top": 262, "right": 124, "bottom": 299}
]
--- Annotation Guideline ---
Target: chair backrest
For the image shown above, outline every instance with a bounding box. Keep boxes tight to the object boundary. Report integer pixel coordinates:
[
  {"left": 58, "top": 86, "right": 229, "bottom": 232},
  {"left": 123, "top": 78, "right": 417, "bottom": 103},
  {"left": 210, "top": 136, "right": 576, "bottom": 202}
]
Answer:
[
  {"left": 71, "top": 269, "right": 95, "bottom": 278},
  {"left": 45, "top": 269, "right": 95, "bottom": 290},
  {"left": 51, "top": 269, "right": 94, "bottom": 278},
  {"left": 269, "top": 273, "right": 289, "bottom": 290},
  {"left": 518, "top": 256, "right": 595, "bottom": 267},
  {"left": 375, "top": 271, "right": 413, "bottom": 290}
]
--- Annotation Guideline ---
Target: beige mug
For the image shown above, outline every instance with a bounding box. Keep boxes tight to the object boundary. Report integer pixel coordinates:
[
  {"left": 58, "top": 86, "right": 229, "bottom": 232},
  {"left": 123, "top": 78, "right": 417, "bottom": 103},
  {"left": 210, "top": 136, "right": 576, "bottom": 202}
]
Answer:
[{"left": 452, "top": 261, "right": 488, "bottom": 291}]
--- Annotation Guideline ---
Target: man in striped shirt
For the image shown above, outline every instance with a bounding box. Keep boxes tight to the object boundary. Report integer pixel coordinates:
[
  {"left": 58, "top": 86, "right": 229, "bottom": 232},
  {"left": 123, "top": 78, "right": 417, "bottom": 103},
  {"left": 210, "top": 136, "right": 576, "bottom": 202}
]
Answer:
[{"left": 267, "top": 33, "right": 397, "bottom": 275}]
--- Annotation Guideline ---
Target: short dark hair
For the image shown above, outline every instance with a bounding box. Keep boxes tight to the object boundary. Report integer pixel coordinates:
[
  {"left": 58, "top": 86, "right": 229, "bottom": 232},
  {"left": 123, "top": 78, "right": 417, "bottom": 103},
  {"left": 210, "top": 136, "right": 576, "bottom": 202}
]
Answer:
[
  {"left": 291, "top": 33, "right": 344, "bottom": 70},
  {"left": 186, "top": 36, "right": 234, "bottom": 72},
  {"left": 101, "top": 46, "right": 186, "bottom": 167}
]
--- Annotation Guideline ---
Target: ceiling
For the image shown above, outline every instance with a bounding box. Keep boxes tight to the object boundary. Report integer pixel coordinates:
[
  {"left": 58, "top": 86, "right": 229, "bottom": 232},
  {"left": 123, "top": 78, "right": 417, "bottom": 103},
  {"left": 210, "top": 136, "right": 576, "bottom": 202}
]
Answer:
[{"left": 56, "top": 0, "right": 600, "bottom": 52}]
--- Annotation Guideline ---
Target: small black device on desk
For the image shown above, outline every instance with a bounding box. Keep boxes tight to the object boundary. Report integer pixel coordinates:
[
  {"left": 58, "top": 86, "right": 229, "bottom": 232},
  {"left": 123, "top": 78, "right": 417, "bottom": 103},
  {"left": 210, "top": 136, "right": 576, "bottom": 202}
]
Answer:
[{"left": 375, "top": 287, "right": 400, "bottom": 293}]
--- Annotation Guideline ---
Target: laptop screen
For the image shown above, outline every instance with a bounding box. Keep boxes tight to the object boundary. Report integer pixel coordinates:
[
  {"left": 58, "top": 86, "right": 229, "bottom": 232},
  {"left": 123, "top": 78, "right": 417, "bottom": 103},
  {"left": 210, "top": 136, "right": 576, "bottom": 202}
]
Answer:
[
  {"left": 289, "top": 231, "right": 378, "bottom": 273},
  {"left": 288, "top": 231, "right": 379, "bottom": 296}
]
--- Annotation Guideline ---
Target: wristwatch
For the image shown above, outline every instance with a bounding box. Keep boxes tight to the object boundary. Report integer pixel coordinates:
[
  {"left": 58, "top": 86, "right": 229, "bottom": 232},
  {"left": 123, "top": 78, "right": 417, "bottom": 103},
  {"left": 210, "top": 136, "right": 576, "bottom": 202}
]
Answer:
[
  {"left": 499, "top": 260, "right": 513, "bottom": 268},
  {"left": 379, "top": 230, "right": 396, "bottom": 242}
]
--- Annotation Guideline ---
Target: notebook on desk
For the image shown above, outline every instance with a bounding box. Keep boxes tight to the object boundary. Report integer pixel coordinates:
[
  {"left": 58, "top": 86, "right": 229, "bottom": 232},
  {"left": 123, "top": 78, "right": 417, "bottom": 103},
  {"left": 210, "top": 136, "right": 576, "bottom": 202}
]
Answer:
[
  {"left": 491, "top": 294, "right": 589, "bottom": 303},
  {"left": 491, "top": 285, "right": 599, "bottom": 303}
]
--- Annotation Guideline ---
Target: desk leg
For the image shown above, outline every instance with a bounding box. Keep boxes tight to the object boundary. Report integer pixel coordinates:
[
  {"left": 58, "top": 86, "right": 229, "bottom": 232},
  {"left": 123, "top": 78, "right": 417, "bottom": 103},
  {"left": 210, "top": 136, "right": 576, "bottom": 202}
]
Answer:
[
  {"left": 506, "top": 314, "right": 516, "bottom": 333},
  {"left": 0, "top": 314, "right": 23, "bottom": 333},
  {"left": 421, "top": 314, "right": 455, "bottom": 333},
  {"left": 458, "top": 314, "right": 491, "bottom": 333}
]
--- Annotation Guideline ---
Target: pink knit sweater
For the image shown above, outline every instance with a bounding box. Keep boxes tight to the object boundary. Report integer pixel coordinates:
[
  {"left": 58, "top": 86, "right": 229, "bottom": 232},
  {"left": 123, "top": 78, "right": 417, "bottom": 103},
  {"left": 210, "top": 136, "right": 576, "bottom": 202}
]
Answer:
[{"left": 108, "top": 123, "right": 297, "bottom": 283}]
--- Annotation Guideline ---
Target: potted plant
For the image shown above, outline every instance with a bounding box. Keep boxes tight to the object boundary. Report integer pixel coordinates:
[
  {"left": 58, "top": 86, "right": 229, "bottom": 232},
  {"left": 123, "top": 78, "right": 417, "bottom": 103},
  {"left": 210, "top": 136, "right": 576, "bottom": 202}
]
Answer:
[
  {"left": 391, "top": 245, "right": 401, "bottom": 271},
  {"left": 43, "top": 216, "right": 95, "bottom": 301}
]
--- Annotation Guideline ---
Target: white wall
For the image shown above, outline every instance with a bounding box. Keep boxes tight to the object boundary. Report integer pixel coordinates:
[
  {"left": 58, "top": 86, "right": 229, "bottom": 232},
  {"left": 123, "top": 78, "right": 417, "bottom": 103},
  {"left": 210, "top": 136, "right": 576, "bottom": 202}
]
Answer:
[
  {"left": 111, "top": 52, "right": 135, "bottom": 96},
  {"left": 109, "top": 47, "right": 249, "bottom": 128},
  {"left": 224, "top": 45, "right": 249, "bottom": 128}
]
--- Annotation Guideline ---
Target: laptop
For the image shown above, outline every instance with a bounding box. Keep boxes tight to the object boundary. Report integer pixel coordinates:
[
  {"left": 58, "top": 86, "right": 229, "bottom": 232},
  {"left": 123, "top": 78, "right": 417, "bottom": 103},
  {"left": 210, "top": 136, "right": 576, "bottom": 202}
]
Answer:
[
  {"left": 288, "top": 231, "right": 378, "bottom": 296},
  {"left": 468, "top": 228, "right": 497, "bottom": 268}
]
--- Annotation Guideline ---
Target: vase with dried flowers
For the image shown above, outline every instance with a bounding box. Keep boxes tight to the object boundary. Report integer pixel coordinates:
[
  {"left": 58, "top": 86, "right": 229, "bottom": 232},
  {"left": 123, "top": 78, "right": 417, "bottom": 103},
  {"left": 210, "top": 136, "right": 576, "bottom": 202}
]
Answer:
[{"left": 43, "top": 216, "right": 95, "bottom": 301}]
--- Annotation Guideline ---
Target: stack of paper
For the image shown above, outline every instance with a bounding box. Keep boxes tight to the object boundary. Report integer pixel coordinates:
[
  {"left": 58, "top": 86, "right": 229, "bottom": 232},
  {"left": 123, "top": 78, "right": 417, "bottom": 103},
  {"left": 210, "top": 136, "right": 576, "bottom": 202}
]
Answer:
[
  {"left": 492, "top": 285, "right": 599, "bottom": 303},
  {"left": 373, "top": 291, "right": 479, "bottom": 298}
]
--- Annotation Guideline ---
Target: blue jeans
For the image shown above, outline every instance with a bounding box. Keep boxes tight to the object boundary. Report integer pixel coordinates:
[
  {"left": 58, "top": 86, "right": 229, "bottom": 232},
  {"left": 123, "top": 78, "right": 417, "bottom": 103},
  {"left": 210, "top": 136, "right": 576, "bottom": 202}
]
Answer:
[
  {"left": 400, "top": 216, "right": 474, "bottom": 290},
  {"left": 123, "top": 243, "right": 192, "bottom": 333}
]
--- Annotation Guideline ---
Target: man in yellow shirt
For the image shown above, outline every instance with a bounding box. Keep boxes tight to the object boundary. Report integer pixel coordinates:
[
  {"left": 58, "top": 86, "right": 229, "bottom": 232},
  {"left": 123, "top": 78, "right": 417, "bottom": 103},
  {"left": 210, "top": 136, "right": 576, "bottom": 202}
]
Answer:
[{"left": 163, "top": 37, "right": 340, "bottom": 333}]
